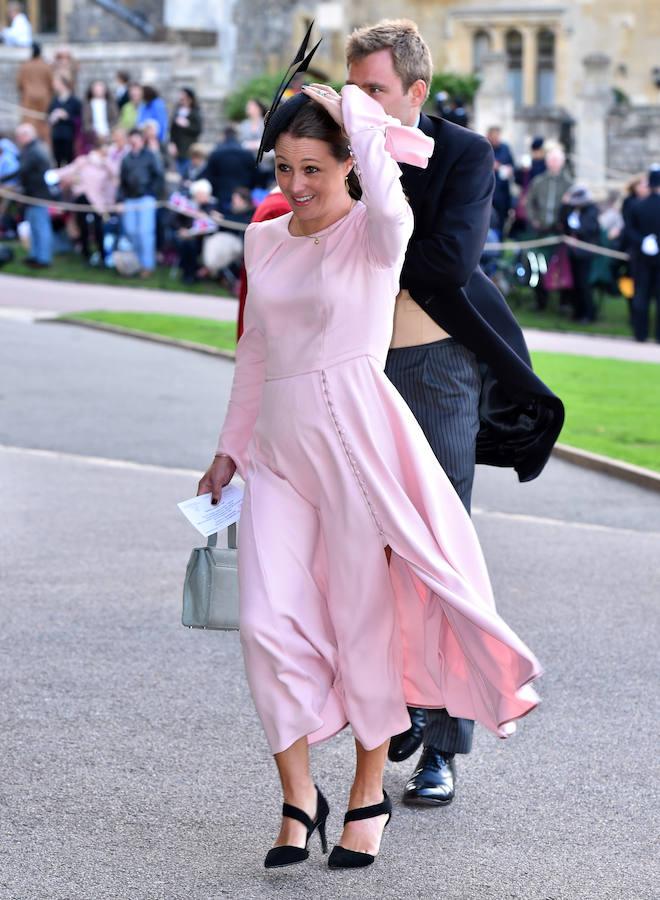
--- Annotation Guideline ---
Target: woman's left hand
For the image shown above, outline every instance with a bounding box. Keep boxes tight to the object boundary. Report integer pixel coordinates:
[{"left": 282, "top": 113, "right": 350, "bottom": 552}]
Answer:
[{"left": 301, "top": 84, "right": 343, "bottom": 129}]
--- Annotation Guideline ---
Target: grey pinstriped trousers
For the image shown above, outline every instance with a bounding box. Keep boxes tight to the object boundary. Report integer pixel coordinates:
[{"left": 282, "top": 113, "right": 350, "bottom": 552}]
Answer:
[{"left": 385, "top": 338, "right": 481, "bottom": 755}]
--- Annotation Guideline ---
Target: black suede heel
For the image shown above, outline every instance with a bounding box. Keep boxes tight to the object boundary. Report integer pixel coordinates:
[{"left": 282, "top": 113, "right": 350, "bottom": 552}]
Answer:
[
  {"left": 327, "top": 791, "right": 392, "bottom": 869},
  {"left": 264, "top": 786, "right": 330, "bottom": 869}
]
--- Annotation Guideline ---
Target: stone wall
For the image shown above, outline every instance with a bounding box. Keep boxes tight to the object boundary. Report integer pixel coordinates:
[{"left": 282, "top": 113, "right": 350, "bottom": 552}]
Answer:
[
  {"left": 232, "top": 0, "right": 339, "bottom": 85},
  {"left": 0, "top": 43, "right": 226, "bottom": 144},
  {"left": 67, "top": 0, "right": 165, "bottom": 43},
  {"left": 607, "top": 106, "right": 660, "bottom": 175}
]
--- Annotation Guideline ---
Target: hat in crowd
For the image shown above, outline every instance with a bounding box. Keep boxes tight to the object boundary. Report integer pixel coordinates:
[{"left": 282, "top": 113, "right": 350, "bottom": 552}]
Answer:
[
  {"left": 566, "top": 184, "right": 593, "bottom": 206},
  {"left": 257, "top": 21, "right": 321, "bottom": 163},
  {"left": 531, "top": 135, "right": 544, "bottom": 151},
  {"left": 648, "top": 165, "right": 660, "bottom": 189}
]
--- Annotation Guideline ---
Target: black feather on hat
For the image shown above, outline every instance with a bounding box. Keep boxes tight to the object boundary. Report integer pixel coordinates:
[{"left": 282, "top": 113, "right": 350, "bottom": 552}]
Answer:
[{"left": 256, "top": 22, "right": 321, "bottom": 164}]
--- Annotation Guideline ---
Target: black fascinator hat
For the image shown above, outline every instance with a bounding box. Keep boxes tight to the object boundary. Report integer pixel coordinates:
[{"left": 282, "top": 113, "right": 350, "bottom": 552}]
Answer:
[{"left": 256, "top": 22, "right": 321, "bottom": 164}]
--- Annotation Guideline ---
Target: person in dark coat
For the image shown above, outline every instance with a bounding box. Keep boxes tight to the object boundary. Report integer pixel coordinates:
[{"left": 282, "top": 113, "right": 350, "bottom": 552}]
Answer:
[
  {"left": 0, "top": 122, "right": 53, "bottom": 266},
  {"left": 169, "top": 87, "right": 203, "bottom": 177},
  {"left": 48, "top": 74, "right": 82, "bottom": 166},
  {"left": 443, "top": 97, "right": 469, "bottom": 129},
  {"left": 347, "top": 19, "right": 563, "bottom": 811},
  {"left": 114, "top": 70, "right": 131, "bottom": 109},
  {"left": 619, "top": 173, "right": 650, "bottom": 321},
  {"left": 201, "top": 126, "right": 257, "bottom": 213},
  {"left": 118, "top": 128, "right": 163, "bottom": 275},
  {"left": 627, "top": 165, "right": 660, "bottom": 342},
  {"left": 559, "top": 185, "right": 601, "bottom": 323},
  {"left": 487, "top": 125, "right": 515, "bottom": 232}
]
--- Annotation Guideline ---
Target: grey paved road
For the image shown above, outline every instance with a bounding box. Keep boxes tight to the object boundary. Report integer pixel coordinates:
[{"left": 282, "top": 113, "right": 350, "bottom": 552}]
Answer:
[{"left": 1, "top": 319, "right": 659, "bottom": 900}]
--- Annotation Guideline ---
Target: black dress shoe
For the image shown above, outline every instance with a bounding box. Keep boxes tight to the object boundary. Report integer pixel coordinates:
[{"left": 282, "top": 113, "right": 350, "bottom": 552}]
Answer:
[
  {"left": 403, "top": 747, "right": 456, "bottom": 807},
  {"left": 388, "top": 706, "right": 427, "bottom": 762}
]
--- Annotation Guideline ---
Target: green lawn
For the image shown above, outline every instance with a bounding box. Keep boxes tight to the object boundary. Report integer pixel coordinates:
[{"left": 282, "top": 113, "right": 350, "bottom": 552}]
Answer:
[
  {"left": 65, "top": 310, "right": 237, "bottom": 352},
  {"left": 532, "top": 351, "right": 660, "bottom": 472},
  {"left": 508, "top": 288, "right": 633, "bottom": 338},
  {"left": 3, "top": 243, "right": 231, "bottom": 297},
  {"left": 63, "top": 310, "right": 660, "bottom": 472}
]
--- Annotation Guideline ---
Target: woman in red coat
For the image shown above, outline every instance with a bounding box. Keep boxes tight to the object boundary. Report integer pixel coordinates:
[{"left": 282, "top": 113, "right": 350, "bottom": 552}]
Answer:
[{"left": 236, "top": 188, "right": 291, "bottom": 339}]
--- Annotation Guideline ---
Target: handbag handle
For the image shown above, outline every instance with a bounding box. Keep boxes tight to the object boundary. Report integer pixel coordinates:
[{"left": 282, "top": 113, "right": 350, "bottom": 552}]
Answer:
[{"left": 207, "top": 522, "right": 238, "bottom": 549}]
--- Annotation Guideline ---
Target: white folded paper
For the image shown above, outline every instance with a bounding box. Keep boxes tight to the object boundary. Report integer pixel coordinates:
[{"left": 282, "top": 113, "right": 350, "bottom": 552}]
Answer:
[{"left": 178, "top": 483, "right": 244, "bottom": 537}]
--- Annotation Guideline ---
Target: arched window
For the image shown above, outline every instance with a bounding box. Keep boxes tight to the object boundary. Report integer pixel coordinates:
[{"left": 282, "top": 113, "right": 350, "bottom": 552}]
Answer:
[
  {"left": 473, "top": 29, "right": 491, "bottom": 74},
  {"left": 536, "top": 29, "right": 556, "bottom": 106},
  {"left": 505, "top": 29, "right": 523, "bottom": 108}
]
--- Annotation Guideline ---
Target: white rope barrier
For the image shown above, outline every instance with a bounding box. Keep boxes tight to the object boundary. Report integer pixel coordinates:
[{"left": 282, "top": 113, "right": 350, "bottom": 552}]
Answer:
[
  {"left": 0, "top": 185, "right": 250, "bottom": 232},
  {"left": 0, "top": 97, "right": 49, "bottom": 121},
  {"left": 0, "top": 187, "right": 631, "bottom": 258}
]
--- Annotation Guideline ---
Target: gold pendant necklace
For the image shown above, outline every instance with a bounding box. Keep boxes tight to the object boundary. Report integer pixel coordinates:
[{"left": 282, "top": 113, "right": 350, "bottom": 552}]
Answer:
[{"left": 296, "top": 201, "right": 356, "bottom": 245}]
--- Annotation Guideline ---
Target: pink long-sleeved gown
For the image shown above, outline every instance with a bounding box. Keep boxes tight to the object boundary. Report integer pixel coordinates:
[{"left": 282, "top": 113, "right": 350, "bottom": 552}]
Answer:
[{"left": 217, "top": 86, "right": 541, "bottom": 755}]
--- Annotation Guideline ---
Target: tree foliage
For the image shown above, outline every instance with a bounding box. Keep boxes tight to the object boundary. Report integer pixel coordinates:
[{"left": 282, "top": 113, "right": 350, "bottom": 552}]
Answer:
[
  {"left": 224, "top": 72, "right": 343, "bottom": 121},
  {"left": 428, "top": 72, "right": 481, "bottom": 106},
  {"left": 224, "top": 70, "right": 481, "bottom": 121}
]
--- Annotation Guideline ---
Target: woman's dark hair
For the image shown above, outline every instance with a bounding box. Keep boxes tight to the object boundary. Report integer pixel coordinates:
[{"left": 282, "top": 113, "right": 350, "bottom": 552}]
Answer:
[
  {"left": 181, "top": 87, "right": 197, "bottom": 106},
  {"left": 86, "top": 80, "right": 108, "bottom": 102},
  {"left": 282, "top": 102, "right": 361, "bottom": 200},
  {"left": 142, "top": 85, "right": 158, "bottom": 103},
  {"left": 248, "top": 97, "right": 267, "bottom": 117}
]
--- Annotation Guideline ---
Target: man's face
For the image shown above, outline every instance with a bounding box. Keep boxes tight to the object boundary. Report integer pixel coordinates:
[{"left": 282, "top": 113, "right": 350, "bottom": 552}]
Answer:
[
  {"left": 487, "top": 129, "right": 501, "bottom": 147},
  {"left": 347, "top": 49, "right": 422, "bottom": 126},
  {"left": 15, "top": 127, "right": 31, "bottom": 147},
  {"left": 546, "top": 149, "right": 565, "bottom": 175},
  {"left": 129, "top": 133, "right": 144, "bottom": 153}
]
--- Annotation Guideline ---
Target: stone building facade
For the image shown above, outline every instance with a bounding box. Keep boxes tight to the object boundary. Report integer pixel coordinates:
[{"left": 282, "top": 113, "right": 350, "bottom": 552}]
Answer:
[
  {"left": 0, "top": 0, "right": 237, "bottom": 141},
  {"left": 231, "top": 1, "right": 660, "bottom": 109},
  {"left": 231, "top": 1, "right": 660, "bottom": 182},
  {"left": 1, "top": 1, "right": 659, "bottom": 177}
]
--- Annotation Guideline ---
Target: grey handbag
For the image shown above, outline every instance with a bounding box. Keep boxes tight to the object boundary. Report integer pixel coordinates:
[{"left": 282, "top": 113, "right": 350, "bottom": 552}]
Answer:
[{"left": 181, "top": 523, "right": 239, "bottom": 630}]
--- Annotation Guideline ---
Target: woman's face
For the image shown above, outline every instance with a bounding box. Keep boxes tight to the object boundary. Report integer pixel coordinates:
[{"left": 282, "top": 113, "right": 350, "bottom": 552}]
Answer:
[
  {"left": 91, "top": 81, "right": 106, "bottom": 99},
  {"left": 129, "top": 84, "right": 143, "bottom": 104},
  {"left": 246, "top": 99, "right": 261, "bottom": 119},
  {"left": 635, "top": 179, "right": 650, "bottom": 199},
  {"left": 179, "top": 91, "right": 192, "bottom": 108},
  {"left": 275, "top": 134, "right": 352, "bottom": 223}
]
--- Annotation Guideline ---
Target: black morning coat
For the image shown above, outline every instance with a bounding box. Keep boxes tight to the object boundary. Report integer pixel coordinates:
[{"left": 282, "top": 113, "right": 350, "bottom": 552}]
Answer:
[
  {"left": 398, "top": 113, "right": 565, "bottom": 482},
  {"left": 627, "top": 192, "right": 660, "bottom": 259}
]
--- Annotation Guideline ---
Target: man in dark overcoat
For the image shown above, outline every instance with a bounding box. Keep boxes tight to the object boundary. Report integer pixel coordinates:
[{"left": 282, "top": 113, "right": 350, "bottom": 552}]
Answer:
[
  {"left": 628, "top": 165, "right": 660, "bottom": 342},
  {"left": 347, "top": 19, "right": 564, "bottom": 808}
]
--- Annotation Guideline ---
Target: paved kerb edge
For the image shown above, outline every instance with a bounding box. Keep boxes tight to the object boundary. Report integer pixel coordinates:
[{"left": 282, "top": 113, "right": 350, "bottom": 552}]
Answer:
[{"left": 46, "top": 315, "right": 236, "bottom": 360}]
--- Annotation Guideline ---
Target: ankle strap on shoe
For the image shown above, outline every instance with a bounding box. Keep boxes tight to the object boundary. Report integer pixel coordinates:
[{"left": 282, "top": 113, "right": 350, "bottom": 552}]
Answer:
[
  {"left": 343, "top": 791, "right": 392, "bottom": 824},
  {"left": 282, "top": 802, "right": 315, "bottom": 831}
]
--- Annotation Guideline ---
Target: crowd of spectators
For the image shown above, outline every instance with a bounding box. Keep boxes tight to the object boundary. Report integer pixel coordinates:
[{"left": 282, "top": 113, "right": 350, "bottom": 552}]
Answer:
[
  {"left": 0, "top": 16, "right": 272, "bottom": 287},
  {"left": 479, "top": 125, "right": 660, "bottom": 340},
  {"left": 0, "top": 7, "right": 658, "bottom": 340}
]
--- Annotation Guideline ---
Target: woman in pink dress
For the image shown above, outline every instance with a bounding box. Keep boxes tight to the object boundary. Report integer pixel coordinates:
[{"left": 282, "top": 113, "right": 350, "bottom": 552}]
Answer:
[{"left": 197, "top": 83, "right": 541, "bottom": 870}]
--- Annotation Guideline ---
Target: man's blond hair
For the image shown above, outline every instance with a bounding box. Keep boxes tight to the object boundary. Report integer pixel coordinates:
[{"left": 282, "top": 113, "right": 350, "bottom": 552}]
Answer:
[{"left": 346, "top": 19, "right": 433, "bottom": 98}]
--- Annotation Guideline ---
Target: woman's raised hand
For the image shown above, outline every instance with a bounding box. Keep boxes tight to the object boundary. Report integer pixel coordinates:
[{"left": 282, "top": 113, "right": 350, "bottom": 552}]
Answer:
[
  {"left": 301, "top": 83, "right": 343, "bottom": 129},
  {"left": 197, "top": 454, "right": 236, "bottom": 505}
]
